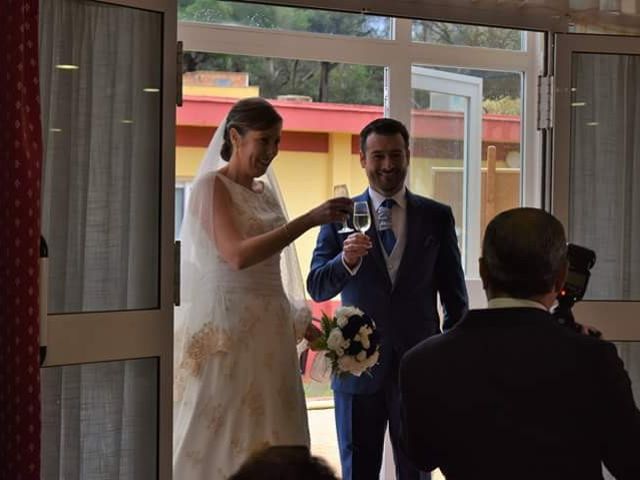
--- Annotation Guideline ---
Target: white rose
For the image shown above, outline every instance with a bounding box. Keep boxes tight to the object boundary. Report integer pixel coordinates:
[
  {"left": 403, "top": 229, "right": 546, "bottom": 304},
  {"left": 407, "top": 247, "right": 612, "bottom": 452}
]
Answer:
[
  {"left": 327, "top": 328, "right": 345, "bottom": 351},
  {"left": 355, "top": 325, "right": 373, "bottom": 349},
  {"left": 335, "top": 306, "right": 364, "bottom": 328}
]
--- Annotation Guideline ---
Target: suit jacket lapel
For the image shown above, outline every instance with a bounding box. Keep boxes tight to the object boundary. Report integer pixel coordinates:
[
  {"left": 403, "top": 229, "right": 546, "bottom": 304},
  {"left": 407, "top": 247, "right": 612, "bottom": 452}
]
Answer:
[{"left": 393, "top": 190, "right": 422, "bottom": 290}]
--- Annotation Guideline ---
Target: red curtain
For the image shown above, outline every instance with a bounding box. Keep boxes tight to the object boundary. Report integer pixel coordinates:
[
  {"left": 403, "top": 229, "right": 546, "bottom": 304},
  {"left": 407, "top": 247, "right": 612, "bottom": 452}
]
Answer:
[{"left": 0, "top": 0, "right": 43, "bottom": 477}]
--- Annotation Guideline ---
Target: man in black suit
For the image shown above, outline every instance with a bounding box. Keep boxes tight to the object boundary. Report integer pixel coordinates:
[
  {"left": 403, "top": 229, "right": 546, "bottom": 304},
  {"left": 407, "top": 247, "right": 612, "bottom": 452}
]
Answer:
[{"left": 399, "top": 207, "right": 640, "bottom": 480}]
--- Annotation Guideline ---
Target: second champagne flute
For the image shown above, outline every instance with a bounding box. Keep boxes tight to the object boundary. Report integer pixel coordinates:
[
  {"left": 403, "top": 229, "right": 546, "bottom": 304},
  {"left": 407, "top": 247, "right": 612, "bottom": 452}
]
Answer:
[{"left": 333, "top": 184, "right": 354, "bottom": 233}]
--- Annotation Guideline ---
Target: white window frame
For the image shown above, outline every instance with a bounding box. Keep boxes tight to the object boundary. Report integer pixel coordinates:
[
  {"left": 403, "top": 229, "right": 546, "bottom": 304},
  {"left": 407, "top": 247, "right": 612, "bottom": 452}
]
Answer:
[
  {"left": 178, "top": 18, "right": 542, "bottom": 285},
  {"left": 178, "top": 12, "right": 544, "bottom": 480},
  {"left": 41, "top": 1, "right": 177, "bottom": 478},
  {"left": 410, "top": 66, "right": 483, "bottom": 275}
]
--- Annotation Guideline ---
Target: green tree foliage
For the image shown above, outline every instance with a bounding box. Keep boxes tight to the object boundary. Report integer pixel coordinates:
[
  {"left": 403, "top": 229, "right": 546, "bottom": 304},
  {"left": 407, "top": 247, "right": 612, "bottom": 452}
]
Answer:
[
  {"left": 482, "top": 96, "right": 521, "bottom": 115},
  {"left": 180, "top": 0, "right": 386, "bottom": 104},
  {"left": 179, "top": 1, "right": 522, "bottom": 111},
  {"left": 412, "top": 21, "right": 522, "bottom": 100},
  {"left": 412, "top": 20, "right": 522, "bottom": 50}
]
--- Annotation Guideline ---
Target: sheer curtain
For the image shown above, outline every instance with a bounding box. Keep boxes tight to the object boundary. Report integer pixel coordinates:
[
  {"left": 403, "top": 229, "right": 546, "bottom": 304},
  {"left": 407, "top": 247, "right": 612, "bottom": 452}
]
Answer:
[
  {"left": 570, "top": 53, "right": 640, "bottom": 302},
  {"left": 39, "top": 0, "right": 162, "bottom": 478},
  {"left": 568, "top": 52, "right": 640, "bottom": 478}
]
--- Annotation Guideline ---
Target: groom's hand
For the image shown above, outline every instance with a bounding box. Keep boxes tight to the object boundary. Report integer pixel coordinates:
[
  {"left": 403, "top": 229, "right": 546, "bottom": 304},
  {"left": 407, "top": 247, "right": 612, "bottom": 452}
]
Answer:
[{"left": 342, "top": 232, "right": 372, "bottom": 269}]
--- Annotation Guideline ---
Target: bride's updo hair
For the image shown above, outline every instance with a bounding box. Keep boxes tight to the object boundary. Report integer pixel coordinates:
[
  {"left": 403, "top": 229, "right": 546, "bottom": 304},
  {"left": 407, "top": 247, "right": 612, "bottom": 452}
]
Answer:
[{"left": 221, "top": 97, "right": 283, "bottom": 161}]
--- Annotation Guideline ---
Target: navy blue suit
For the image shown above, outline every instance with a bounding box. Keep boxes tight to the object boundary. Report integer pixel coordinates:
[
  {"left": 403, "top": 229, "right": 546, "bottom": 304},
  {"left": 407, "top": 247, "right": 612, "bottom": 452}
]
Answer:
[{"left": 307, "top": 189, "right": 468, "bottom": 480}]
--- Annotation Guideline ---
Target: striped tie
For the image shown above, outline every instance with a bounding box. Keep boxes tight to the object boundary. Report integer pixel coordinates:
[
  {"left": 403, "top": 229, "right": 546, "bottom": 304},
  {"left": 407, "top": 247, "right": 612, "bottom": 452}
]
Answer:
[{"left": 378, "top": 198, "right": 396, "bottom": 256}]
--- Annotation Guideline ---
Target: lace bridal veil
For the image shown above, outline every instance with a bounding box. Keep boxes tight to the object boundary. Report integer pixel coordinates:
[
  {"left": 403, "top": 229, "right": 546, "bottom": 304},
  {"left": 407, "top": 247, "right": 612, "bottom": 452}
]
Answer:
[{"left": 173, "top": 113, "right": 312, "bottom": 403}]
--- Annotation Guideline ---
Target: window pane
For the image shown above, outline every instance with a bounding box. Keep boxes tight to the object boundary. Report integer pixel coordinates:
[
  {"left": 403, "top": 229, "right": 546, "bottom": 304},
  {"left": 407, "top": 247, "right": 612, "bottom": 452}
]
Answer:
[
  {"left": 178, "top": 52, "right": 385, "bottom": 471},
  {"left": 410, "top": 88, "right": 469, "bottom": 258},
  {"left": 175, "top": 186, "right": 185, "bottom": 239},
  {"left": 40, "top": 0, "right": 162, "bottom": 313},
  {"left": 179, "top": 0, "right": 391, "bottom": 39},
  {"left": 410, "top": 65, "right": 522, "bottom": 266},
  {"left": 182, "top": 52, "right": 384, "bottom": 105},
  {"left": 412, "top": 20, "right": 524, "bottom": 50},
  {"left": 568, "top": 53, "right": 640, "bottom": 301},
  {"left": 41, "top": 358, "right": 158, "bottom": 479}
]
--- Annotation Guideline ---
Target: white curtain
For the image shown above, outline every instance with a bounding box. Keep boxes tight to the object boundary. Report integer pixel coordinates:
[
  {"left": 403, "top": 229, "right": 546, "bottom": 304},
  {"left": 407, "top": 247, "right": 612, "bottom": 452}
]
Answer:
[
  {"left": 40, "top": 360, "right": 158, "bottom": 480},
  {"left": 569, "top": 53, "right": 640, "bottom": 302},
  {"left": 39, "top": 0, "right": 162, "bottom": 477},
  {"left": 567, "top": 51, "right": 640, "bottom": 479}
]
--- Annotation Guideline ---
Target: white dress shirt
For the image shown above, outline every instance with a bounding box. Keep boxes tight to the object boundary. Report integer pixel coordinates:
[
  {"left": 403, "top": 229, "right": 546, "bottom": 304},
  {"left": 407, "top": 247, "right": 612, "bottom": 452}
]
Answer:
[{"left": 487, "top": 297, "right": 549, "bottom": 311}]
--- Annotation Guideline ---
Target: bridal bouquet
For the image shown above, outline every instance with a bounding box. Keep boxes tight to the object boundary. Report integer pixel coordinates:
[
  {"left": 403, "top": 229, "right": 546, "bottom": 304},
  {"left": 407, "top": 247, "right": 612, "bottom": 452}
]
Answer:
[{"left": 311, "top": 306, "right": 380, "bottom": 377}]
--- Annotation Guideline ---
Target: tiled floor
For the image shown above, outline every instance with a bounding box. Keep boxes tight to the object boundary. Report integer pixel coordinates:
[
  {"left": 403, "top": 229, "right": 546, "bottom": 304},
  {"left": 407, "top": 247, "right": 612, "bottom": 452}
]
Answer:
[
  {"left": 308, "top": 406, "right": 341, "bottom": 474},
  {"left": 307, "top": 406, "right": 445, "bottom": 480}
]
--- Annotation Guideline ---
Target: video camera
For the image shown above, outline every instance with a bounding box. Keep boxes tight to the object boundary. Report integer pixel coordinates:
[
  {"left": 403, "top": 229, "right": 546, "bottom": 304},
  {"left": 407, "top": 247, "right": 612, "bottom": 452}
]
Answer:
[{"left": 552, "top": 243, "right": 598, "bottom": 336}]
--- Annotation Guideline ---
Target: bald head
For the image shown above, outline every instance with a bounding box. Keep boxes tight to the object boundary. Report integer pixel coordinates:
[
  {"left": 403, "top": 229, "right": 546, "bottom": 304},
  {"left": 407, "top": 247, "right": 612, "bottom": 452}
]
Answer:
[{"left": 481, "top": 208, "right": 568, "bottom": 299}]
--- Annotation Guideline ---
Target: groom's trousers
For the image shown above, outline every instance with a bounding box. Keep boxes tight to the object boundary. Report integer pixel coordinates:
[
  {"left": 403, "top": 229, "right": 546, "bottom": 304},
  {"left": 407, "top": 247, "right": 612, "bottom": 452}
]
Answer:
[{"left": 333, "top": 361, "right": 430, "bottom": 480}]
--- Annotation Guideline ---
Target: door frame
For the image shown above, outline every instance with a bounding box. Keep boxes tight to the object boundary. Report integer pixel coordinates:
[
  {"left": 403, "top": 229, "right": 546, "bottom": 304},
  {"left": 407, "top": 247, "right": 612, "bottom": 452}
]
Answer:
[
  {"left": 410, "top": 65, "right": 483, "bottom": 277},
  {"left": 40, "top": 0, "right": 176, "bottom": 478},
  {"left": 552, "top": 33, "right": 640, "bottom": 340}
]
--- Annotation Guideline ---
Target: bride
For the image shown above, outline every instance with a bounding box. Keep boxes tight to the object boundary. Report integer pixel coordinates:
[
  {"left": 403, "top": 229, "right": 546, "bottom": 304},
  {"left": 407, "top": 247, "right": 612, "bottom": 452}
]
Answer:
[{"left": 173, "top": 97, "right": 352, "bottom": 479}]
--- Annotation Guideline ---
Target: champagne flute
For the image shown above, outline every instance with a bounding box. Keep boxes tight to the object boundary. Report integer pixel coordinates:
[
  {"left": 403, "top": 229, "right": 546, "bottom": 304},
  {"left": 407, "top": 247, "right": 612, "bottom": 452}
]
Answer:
[
  {"left": 333, "top": 184, "right": 354, "bottom": 233},
  {"left": 353, "top": 201, "right": 371, "bottom": 233}
]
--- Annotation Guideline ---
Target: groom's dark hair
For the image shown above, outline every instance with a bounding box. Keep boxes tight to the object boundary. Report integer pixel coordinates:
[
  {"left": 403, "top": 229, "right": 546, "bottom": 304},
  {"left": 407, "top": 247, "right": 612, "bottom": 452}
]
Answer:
[
  {"left": 229, "top": 445, "right": 338, "bottom": 480},
  {"left": 359, "top": 117, "right": 410, "bottom": 152}
]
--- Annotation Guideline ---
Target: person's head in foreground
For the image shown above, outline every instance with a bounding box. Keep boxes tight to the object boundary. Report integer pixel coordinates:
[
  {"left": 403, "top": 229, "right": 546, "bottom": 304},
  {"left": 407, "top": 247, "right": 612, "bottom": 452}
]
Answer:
[
  {"left": 228, "top": 445, "right": 338, "bottom": 480},
  {"left": 480, "top": 207, "right": 568, "bottom": 306}
]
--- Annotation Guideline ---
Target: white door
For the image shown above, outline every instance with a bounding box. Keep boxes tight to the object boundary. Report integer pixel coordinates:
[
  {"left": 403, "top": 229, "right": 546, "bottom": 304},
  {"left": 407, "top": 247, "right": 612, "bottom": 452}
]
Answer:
[
  {"left": 408, "top": 66, "right": 486, "bottom": 314},
  {"left": 552, "top": 33, "right": 640, "bottom": 478},
  {"left": 382, "top": 65, "right": 484, "bottom": 480},
  {"left": 38, "top": 0, "right": 176, "bottom": 478},
  {"left": 410, "top": 66, "right": 483, "bottom": 277}
]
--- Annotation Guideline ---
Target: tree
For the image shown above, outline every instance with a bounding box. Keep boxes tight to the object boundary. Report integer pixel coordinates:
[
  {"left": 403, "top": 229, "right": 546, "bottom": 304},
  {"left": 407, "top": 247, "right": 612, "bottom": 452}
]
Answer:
[
  {"left": 179, "top": 1, "right": 521, "bottom": 110},
  {"left": 412, "top": 21, "right": 522, "bottom": 100},
  {"left": 179, "top": 0, "right": 385, "bottom": 104}
]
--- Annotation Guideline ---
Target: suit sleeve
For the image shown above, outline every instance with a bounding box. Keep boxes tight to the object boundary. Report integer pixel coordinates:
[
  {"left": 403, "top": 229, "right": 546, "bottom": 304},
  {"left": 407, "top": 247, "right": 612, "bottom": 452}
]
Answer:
[
  {"left": 306, "top": 223, "right": 353, "bottom": 302},
  {"left": 596, "top": 342, "right": 640, "bottom": 479},
  {"left": 399, "top": 351, "right": 438, "bottom": 472},
  {"left": 436, "top": 206, "right": 468, "bottom": 330}
]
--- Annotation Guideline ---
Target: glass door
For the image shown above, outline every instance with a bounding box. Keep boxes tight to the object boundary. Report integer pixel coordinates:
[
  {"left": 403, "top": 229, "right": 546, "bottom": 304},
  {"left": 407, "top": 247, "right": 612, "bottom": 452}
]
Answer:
[
  {"left": 552, "top": 33, "right": 640, "bottom": 477},
  {"left": 410, "top": 66, "right": 482, "bottom": 277},
  {"left": 408, "top": 65, "right": 487, "bottom": 318},
  {"left": 38, "top": 0, "right": 176, "bottom": 478}
]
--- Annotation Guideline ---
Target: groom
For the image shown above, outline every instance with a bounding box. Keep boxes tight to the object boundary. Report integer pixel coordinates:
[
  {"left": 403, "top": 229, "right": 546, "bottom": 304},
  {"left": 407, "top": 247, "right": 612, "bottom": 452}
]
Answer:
[{"left": 307, "top": 118, "right": 468, "bottom": 480}]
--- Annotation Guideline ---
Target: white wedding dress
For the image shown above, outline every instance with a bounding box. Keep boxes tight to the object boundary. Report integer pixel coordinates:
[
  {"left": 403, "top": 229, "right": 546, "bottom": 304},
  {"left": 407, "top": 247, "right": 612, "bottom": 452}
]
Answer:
[{"left": 173, "top": 171, "right": 310, "bottom": 479}]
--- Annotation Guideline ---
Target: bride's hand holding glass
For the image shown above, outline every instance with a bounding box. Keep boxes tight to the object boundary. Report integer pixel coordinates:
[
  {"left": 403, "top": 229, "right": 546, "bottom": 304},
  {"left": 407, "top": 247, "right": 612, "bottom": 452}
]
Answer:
[
  {"left": 333, "top": 184, "right": 354, "bottom": 233},
  {"left": 306, "top": 197, "right": 353, "bottom": 227}
]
